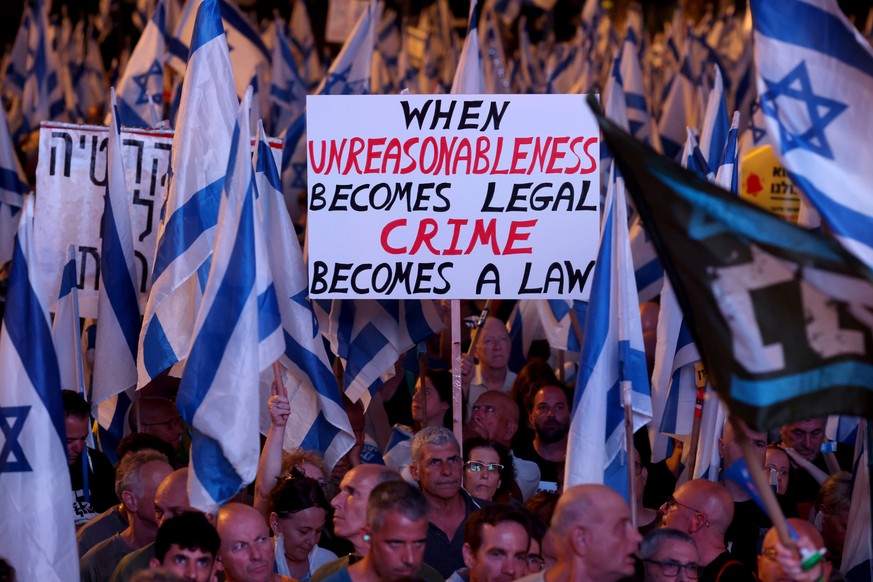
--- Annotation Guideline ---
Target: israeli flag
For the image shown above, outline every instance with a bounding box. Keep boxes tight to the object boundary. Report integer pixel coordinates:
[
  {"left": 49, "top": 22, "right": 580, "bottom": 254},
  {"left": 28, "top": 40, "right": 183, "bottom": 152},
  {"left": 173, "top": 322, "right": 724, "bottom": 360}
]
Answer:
[
  {"left": 451, "top": 0, "right": 485, "bottom": 94},
  {"left": 254, "top": 123, "right": 355, "bottom": 470},
  {"left": 629, "top": 215, "right": 663, "bottom": 303},
  {"left": 538, "top": 300, "right": 588, "bottom": 354},
  {"left": 94, "top": 89, "right": 141, "bottom": 405},
  {"left": 177, "top": 89, "right": 276, "bottom": 513},
  {"left": 617, "top": 27, "right": 654, "bottom": 146},
  {"left": 3, "top": 7, "right": 30, "bottom": 101},
  {"left": 115, "top": 0, "right": 169, "bottom": 128},
  {"left": 137, "top": 0, "right": 237, "bottom": 388},
  {"left": 565, "top": 165, "right": 652, "bottom": 500},
  {"left": 0, "top": 104, "right": 29, "bottom": 264},
  {"left": 0, "top": 195, "right": 78, "bottom": 581},
  {"left": 658, "top": 39, "right": 699, "bottom": 161},
  {"left": 507, "top": 300, "right": 546, "bottom": 374},
  {"left": 52, "top": 249, "right": 85, "bottom": 392},
  {"left": 841, "top": 420, "right": 871, "bottom": 581},
  {"left": 699, "top": 66, "right": 729, "bottom": 171},
  {"left": 714, "top": 111, "right": 740, "bottom": 193},
  {"left": 20, "top": 0, "right": 68, "bottom": 136},
  {"left": 270, "top": 18, "right": 306, "bottom": 137},
  {"left": 317, "top": 2, "right": 375, "bottom": 96},
  {"left": 167, "top": 0, "right": 269, "bottom": 99},
  {"left": 751, "top": 0, "right": 873, "bottom": 269},
  {"left": 289, "top": 0, "right": 323, "bottom": 92}
]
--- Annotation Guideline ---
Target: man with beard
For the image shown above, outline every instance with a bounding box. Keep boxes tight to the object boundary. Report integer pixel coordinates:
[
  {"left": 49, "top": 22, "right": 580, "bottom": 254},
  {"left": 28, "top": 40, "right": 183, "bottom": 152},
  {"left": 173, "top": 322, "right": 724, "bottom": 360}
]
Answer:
[{"left": 513, "top": 384, "right": 572, "bottom": 493}]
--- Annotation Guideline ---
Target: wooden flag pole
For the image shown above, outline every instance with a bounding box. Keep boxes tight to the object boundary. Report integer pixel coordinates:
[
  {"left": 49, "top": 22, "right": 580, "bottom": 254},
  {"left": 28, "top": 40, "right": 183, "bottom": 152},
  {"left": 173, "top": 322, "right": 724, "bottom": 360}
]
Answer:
[
  {"left": 557, "top": 350, "right": 565, "bottom": 384},
  {"left": 683, "top": 363, "right": 708, "bottom": 483},
  {"left": 451, "top": 300, "right": 463, "bottom": 445},
  {"left": 568, "top": 305, "right": 584, "bottom": 350},
  {"left": 466, "top": 300, "right": 492, "bottom": 357},
  {"left": 729, "top": 415, "right": 795, "bottom": 549},
  {"left": 418, "top": 343, "right": 429, "bottom": 426}
]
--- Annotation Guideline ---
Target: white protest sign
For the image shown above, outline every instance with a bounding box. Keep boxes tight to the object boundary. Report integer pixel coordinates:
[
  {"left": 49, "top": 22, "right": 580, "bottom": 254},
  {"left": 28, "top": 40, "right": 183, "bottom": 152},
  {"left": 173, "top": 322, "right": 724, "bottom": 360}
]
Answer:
[
  {"left": 35, "top": 122, "right": 283, "bottom": 319},
  {"left": 306, "top": 94, "right": 601, "bottom": 299}
]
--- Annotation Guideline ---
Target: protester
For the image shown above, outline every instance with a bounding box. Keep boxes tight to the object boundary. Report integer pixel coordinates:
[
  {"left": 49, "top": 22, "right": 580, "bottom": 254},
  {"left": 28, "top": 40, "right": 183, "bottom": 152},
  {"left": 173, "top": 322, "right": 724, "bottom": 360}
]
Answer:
[
  {"left": 64, "top": 389, "right": 117, "bottom": 526},
  {"left": 80, "top": 450, "right": 173, "bottom": 582},
  {"left": 516, "top": 484, "right": 642, "bottom": 582},
  {"left": 764, "top": 446, "right": 791, "bottom": 497},
  {"left": 513, "top": 383, "right": 572, "bottom": 494},
  {"left": 640, "top": 528, "right": 701, "bottom": 582},
  {"left": 660, "top": 479, "right": 755, "bottom": 582},
  {"left": 524, "top": 493, "right": 560, "bottom": 570},
  {"left": 216, "top": 503, "right": 294, "bottom": 582},
  {"left": 757, "top": 519, "right": 832, "bottom": 582},
  {"left": 814, "top": 472, "right": 852, "bottom": 570},
  {"left": 450, "top": 504, "right": 531, "bottom": 582},
  {"left": 779, "top": 418, "right": 852, "bottom": 509},
  {"left": 508, "top": 361, "right": 559, "bottom": 454},
  {"left": 149, "top": 512, "right": 220, "bottom": 582},
  {"left": 463, "top": 437, "right": 514, "bottom": 503},
  {"left": 461, "top": 318, "right": 517, "bottom": 418},
  {"left": 268, "top": 476, "right": 337, "bottom": 581},
  {"left": 319, "top": 481, "right": 430, "bottom": 582},
  {"left": 128, "top": 398, "right": 185, "bottom": 454}
]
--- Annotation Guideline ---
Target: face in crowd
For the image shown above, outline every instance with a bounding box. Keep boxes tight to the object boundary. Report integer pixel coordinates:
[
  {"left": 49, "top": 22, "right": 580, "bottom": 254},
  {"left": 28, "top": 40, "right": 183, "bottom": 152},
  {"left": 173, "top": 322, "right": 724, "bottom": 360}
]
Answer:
[{"left": 530, "top": 386, "right": 570, "bottom": 444}]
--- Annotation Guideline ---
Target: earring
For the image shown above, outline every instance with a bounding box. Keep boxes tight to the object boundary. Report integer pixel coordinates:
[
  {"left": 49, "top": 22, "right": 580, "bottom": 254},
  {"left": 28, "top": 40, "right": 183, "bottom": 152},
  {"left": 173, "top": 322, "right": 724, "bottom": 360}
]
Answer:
[{"left": 363, "top": 534, "right": 371, "bottom": 542}]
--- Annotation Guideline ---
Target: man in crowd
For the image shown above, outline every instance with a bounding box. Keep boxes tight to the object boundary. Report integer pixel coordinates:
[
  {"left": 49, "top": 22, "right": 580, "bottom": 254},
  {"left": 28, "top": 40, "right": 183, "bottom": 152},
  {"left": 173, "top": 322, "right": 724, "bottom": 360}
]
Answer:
[
  {"left": 410, "top": 426, "right": 483, "bottom": 578},
  {"left": 321, "top": 481, "right": 430, "bottom": 582},
  {"left": 514, "top": 384, "right": 572, "bottom": 493},
  {"left": 757, "top": 519, "right": 832, "bottom": 582},
  {"left": 468, "top": 390, "right": 541, "bottom": 500},
  {"left": 517, "top": 484, "right": 642, "bottom": 582},
  {"left": 660, "top": 479, "right": 755, "bottom": 582},
  {"left": 461, "top": 318, "right": 517, "bottom": 418},
  {"left": 80, "top": 450, "right": 173, "bottom": 581},
  {"left": 130, "top": 398, "right": 185, "bottom": 459},
  {"left": 779, "top": 418, "right": 852, "bottom": 508},
  {"left": 450, "top": 504, "right": 532, "bottom": 582},
  {"left": 640, "top": 529, "right": 701, "bottom": 582},
  {"left": 111, "top": 468, "right": 198, "bottom": 582},
  {"left": 216, "top": 503, "right": 293, "bottom": 582},
  {"left": 149, "top": 512, "right": 220, "bottom": 582},
  {"left": 64, "top": 389, "right": 117, "bottom": 526}
]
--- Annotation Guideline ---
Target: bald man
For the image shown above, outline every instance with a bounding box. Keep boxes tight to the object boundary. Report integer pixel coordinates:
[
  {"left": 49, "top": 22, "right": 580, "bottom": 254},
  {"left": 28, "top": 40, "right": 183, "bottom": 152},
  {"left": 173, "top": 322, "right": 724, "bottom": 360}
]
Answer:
[
  {"left": 110, "top": 469, "right": 197, "bottom": 582},
  {"left": 461, "top": 318, "right": 517, "bottom": 418},
  {"left": 757, "top": 519, "right": 831, "bottom": 582},
  {"left": 660, "top": 480, "right": 755, "bottom": 582},
  {"left": 468, "top": 390, "right": 540, "bottom": 500},
  {"left": 517, "top": 484, "right": 642, "bottom": 582},
  {"left": 217, "top": 503, "right": 294, "bottom": 582}
]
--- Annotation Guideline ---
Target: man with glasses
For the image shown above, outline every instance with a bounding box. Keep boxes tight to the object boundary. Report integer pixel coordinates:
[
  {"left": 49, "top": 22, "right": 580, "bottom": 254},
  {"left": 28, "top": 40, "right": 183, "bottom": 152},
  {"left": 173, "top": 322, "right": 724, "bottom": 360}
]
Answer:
[
  {"left": 640, "top": 528, "right": 701, "bottom": 582},
  {"left": 130, "top": 398, "right": 185, "bottom": 456},
  {"left": 660, "top": 480, "right": 755, "bottom": 582},
  {"left": 410, "top": 426, "right": 484, "bottom": 578}
]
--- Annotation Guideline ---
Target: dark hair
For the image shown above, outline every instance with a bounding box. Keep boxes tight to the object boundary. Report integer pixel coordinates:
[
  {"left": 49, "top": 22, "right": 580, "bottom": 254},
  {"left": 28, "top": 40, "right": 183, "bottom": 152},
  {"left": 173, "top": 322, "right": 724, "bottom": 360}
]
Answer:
[
  {"left": 524, "top": 508, "right": 547, "bottom": 546},
  {"left": 270, "top": 476, "right": 330, "bottom": 518},
  {"left": 116, "top": 433, "right": 176, "bottom": 462},
  {"left": 509, "top": 362, "right": 558, "bottom": 417},
  {"left": 524, "top": 381, "right": 572, "bottom": 415},
  {"left": 62, "top": 389, "right": 90, "bottom": 419},
  {"left": 425, "top": 368, "right": 454, "bottom": 430},
  {"left": 367, "top": 480, "right": 428, "bottom": 531},
  {"left": 464, "top": 504, "right": 532, "bottom": 552},
  {"left": 154, "top": 512, "right": 220, "bottom": 563},
  {"left": 463, "top": 437, "right": 514, "bottom": 497},
  {"left": 0, "top": 557, "right": 15, "bottom": 582},
  {"left": 524, "top": 492, "right": 560, "bottom": 528}
]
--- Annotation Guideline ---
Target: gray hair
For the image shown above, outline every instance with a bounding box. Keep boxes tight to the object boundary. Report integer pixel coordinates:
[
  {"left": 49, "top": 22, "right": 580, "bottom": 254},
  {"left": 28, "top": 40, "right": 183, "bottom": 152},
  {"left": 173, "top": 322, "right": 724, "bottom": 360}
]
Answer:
[
  {"left": 411, "top": 425, "right": 458, "bottom": 466},
  {"left": 115, "top": 449, "right": 169, "bottom": 500},
  {"left": 639, "top": 528, "right": 697, "bottom": 561},
  {"left": 367, "top": 480, "right": 429, "bottom": 531}
]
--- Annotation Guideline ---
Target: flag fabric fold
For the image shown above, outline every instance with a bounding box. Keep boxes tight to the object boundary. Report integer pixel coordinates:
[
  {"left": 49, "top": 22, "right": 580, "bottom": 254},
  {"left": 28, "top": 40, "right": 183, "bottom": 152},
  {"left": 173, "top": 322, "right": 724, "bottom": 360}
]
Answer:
[
  {"left": 593, "top": 95, "right": 873, "bottom": 431},
  {"left": 0, "top": 195, "right": 78, "bottom": 581}
]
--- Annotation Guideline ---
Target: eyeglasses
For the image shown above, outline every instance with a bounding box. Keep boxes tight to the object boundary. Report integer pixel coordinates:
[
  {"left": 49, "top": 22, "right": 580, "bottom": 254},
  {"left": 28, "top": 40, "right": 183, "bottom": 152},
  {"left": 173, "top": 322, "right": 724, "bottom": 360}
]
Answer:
[
  {"left": 643, "top": 559, "right": 701, "bottom": 579},
  {"left": 663, "top": 497, "right": 710, "bottom": 527},
  {"left": 527, "top": 555, "right": 545, "bottom": 572},
  {"left": 465, "top": 461, "right": 504, "bottom": 473}
]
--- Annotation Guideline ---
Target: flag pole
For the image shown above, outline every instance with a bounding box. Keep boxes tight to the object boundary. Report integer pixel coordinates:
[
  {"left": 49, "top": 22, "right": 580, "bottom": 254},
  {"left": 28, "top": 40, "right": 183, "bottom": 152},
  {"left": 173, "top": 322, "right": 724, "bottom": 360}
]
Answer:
[
  {"left": 622, "top": 381, "right": 637, "bottom": 527},
  {"left": 557, "top": 350, "right": 565, "bottom": 384},
  {"left": 568, "top": 306, "right": 583, "bottom": 349},
  {"left": 418, "top": 343, "right": 429, "bottom": 427},
  {"left": 466, "top": 300, "right": 492, "bottom": 356},
  {"left": 67, "top": 245, "right": 87, "bottom": 397},
  {"left": 684, "top": 364, "right": 708, "bottom": 482},
  {"left": 451, "top": 299, "right": 463, "bottom": 445},
  {"left": 729, "top": 415, "right": 794, "bottom": 548}
]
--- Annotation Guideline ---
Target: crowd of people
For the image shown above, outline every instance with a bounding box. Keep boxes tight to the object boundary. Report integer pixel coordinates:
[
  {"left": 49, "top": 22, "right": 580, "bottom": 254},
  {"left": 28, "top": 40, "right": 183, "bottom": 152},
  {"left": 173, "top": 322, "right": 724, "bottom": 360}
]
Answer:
[{"left": 0, "top": 310, "right": 859, "bottom": 582}]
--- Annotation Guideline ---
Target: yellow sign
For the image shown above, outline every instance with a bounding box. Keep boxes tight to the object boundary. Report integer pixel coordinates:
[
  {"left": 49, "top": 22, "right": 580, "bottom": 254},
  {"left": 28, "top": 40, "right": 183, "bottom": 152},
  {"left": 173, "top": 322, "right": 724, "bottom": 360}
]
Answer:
[{"left": 740, "top": 145, "right": 800, "bottom": 223}]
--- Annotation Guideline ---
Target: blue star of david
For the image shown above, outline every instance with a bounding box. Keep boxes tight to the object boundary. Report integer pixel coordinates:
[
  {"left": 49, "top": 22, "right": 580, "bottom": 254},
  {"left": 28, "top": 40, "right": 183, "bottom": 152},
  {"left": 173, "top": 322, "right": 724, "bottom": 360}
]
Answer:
[
  {"left": 321, "top": 65, "right": 352, "bottom": 95},
  {"left": 749, "top": 100, "right": 768, "bottom": 145},
  {"left": 290, "top": 162, "right": 307, "bottom": 190},
  {"left": 760, "top": 62, "right": 847, "bottom": 160},
  {"left": 0, "top": 405, "right": 32, "bottom": 473},
  {"left": 291, "top": 288, "right": 319, "bottom": 338},
  {"left": 132, "top": 60, "right": 164, "bottom": 106}
]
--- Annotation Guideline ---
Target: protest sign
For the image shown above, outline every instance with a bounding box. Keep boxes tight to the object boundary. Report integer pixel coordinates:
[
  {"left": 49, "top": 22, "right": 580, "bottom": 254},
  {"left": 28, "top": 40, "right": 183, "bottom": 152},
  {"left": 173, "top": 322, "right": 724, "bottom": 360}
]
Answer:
[
  {"left": 35, "top": 122, "right": 282, "bottom": 319},
  {"left": 306, "top": 94, "right": 601, "bottom": 299},
  {"left": 740, "top": 145, "right": 800, "bottom": 223}
]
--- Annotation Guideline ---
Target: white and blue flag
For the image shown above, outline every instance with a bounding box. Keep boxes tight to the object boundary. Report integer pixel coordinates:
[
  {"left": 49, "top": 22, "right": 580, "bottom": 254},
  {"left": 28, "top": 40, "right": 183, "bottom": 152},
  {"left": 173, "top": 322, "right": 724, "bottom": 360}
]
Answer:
[
  {"left": 289, "top": 0, "right": 323, "bottom": 92},
  {"left": 699, "top": 66, "right": 729, "bottom": 171},
  {"left": 254, "top": 123, "right": 355, "bottom": 469},
  {"left": 115, "top": 0, "right": 169, "bottom": 128},
  {"left": 94, "top": 89, "right": 142, "bottom": 405},
  {"left": 0, "top": 195, "right": 78, "bottom": 581},
  {"left": 138, "top": 0, "right": 238, "bottom": 388},
  {"left": 751, "top": 0, "right": 873, "bottom": 268},
  {"left": 177, "top": 90, "right": 276, "bottom": 513},
  {"left": 451, "top": 0, "right": 485, "bottom": 94},
  {"left": 20, "top": 0, "right": 68, "bottom": 137},
  {"left": 0, "top": 104, "right": 28, "bottom": 264},
  {"left": 565, "top": 165, "right": 652, "bottom": 500},
  {"left": 842, "top": 420, "right": 871, "bottom": 581},
  {"left": 270, "top": 18, "right": 306, "bottom": 137},
  {"left": 52, "top": 248, "right": 85, "bottom": 393}
]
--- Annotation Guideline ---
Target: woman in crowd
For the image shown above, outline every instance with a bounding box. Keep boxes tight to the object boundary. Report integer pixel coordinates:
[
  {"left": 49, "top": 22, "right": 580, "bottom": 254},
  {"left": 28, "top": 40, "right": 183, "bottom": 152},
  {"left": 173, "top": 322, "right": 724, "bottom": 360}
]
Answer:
[{"left": 463, "top": 436, "right": 515, "bottom": 502}]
